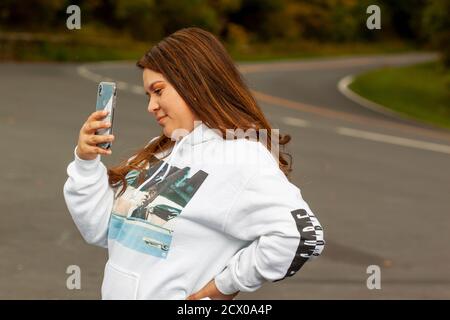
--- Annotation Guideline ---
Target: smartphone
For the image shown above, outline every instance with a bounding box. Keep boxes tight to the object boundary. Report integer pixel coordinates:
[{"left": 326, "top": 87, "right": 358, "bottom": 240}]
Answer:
[{"left": 95, "top": 82, "right": 116, "bottom": 149}]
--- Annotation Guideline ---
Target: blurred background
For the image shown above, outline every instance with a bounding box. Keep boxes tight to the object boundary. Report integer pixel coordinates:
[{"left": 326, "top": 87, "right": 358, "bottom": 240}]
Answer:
[{"left": 0, "top": 0, "right": 449, "bottom": 299}]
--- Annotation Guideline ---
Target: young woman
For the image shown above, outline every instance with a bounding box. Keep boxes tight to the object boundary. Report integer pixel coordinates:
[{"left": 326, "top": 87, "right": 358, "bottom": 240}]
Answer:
[{"left": 63, "top": 27, "right": 325, "bottom": 300}]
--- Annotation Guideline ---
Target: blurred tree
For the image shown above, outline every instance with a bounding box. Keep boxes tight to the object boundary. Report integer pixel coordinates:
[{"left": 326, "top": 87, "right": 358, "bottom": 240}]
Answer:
[
  {"left": 288, "top": 0, "right": 352, "bottom": 41},
  {"left": 225, "top": 22, "right": 249, "bottom": 50},
  {"left": 125, "top": 0, "right": 221, "bottom": 41},
  {"left": 227, "top": 0, "right": 287, "bottom": 41},
  {"left": 207, "top": 0, "right": 243, "bottom": 38},
  {"left": 152, "top": 0, "right": 221, "bottom": 40},
  {"left": 85, "top": 0, "right": 117, "bottom": 27},
  {"left": 261, "top": 0, "right": 301, "bottom": 41},
  {"left": 422, "top": 0, "right": 450, "bottom": 68},
  {"left": 380, "top": 0, "right": 428, "bottom": 40},
  {"left": 115, "top": 0, "right": 162, "bottom": 41},
  {"left": 0, "top": 0, "right": 66, "bottom": 30},
  {"left": 0, "top": 0, "right": 442, "bottom": 57},
  {"left": 328, "top": 0, "right": 360, "bottom": 42},
  {"left": 290, "top": 1, "right": 326, "bottom": 40}
]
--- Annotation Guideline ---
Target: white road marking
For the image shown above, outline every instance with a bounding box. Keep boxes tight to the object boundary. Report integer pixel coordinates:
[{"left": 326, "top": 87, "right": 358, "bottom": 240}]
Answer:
[
  {"left": 336, "top": 127, "right": 450, "bottom": 155},
  {"left": 131, "top": 85, "right": 145, "bottom": 95},
  {"left": 116, "top": 81, "right": 129, "bottom": 90},
  {"left": 77, "top": 65, "right": 102, "bottom": 82},
  {"left": 281, "top": 116, "right": 310, "bottom": 127}
]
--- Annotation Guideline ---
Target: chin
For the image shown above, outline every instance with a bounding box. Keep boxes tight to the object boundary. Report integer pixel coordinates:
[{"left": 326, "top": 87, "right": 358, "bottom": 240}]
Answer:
[
  {"left": 163, "top": 124, "right": 178, "bottom": 140},
  {"left": 162, "top": 127, "right": 172, "bottom": 139}
]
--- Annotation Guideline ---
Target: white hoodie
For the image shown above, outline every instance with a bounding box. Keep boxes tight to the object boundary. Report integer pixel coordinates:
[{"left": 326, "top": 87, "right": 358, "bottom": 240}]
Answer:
[{"left": 63, "top": 122, "right": 325, "bottom": 300}]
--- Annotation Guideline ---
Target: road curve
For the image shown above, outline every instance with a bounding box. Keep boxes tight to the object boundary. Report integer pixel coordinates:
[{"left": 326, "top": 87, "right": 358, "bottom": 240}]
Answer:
[{"left": 0, "top": 52, "right": 448, "bottom": 299}]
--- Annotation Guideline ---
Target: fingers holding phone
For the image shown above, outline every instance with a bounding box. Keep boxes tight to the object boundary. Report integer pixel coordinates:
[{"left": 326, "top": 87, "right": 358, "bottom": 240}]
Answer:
[
  {"left": 76, "top": 81, "right": 117, "bottom": 161},
  {"left": 76, "top": 110, "right": 115, "bottom": 161}
]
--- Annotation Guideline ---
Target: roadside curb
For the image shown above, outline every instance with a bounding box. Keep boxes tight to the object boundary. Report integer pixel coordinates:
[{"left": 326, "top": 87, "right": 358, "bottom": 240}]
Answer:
[{"left": 337, "top": 74, "right": 435, "bottom": 128}]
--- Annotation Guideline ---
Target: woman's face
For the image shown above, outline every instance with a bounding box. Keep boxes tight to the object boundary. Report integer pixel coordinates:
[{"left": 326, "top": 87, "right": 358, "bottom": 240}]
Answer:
[{"left": 143, "top": 68, "right": 199, "bottom": 138}]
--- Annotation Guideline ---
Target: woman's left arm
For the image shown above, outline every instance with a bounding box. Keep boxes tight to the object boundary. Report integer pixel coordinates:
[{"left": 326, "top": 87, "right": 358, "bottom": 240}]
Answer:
[{"left": 212, "top": 166, "right": 325, "bottom": 296}]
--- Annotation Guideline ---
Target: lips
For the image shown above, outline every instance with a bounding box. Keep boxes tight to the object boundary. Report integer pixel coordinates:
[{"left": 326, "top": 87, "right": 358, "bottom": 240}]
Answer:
[{"left": 157, "top": 115, "right": 167, "bottom": 124}]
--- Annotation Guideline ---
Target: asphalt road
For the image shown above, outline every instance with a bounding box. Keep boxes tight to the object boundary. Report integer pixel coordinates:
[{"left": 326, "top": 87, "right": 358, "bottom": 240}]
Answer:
[{"left": 1, "top": 52, "right": 449, "bottom": 299}]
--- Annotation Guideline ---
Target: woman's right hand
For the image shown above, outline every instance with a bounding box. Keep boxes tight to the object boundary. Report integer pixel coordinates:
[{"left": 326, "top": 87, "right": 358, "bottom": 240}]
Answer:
[{"left": 76, "top": 110, "right": 115, "bottom": 161}]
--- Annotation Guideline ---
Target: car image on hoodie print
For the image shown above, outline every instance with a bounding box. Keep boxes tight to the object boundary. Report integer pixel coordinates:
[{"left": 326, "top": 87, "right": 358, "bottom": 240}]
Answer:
[{"left": 108, "top": 160, "right": 208, "bottom": 259}]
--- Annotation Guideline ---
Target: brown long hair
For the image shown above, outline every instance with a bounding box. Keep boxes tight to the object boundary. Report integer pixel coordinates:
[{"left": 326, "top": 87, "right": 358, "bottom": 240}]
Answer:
[{"left": 108, "top": 27, "right": 292, "bottom": 197}]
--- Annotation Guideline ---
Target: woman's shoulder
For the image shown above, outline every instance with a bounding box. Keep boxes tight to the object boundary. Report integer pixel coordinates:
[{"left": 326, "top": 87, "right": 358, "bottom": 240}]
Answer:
[
  {"left": 220, "top": 138, "right": 280, "bottom": 172},
  {"left": 218, "top": 138, "right": 296, "bottom": 196}
]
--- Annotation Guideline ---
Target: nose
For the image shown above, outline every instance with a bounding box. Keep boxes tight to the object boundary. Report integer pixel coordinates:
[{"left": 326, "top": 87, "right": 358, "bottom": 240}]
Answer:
[{"left": 147, "top": 99, "right": 159, "bottom": 114}]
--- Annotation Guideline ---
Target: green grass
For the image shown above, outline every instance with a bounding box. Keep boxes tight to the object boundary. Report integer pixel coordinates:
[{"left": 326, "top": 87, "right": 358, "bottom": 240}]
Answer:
[
  {"left": 227, "top": 39, "right": 417, "bottom": 62},
  {"left": 0, "top": 27, "right": 418, "bottom": 63},
  {"left": 349, "top": 61, "right": 450, "bottom": 130},
  {"left": 0, "top": 26, "right": 151, "bottom": 62},
  {"left": 1, "top": 41, "right": 149, "bottom": 62}
]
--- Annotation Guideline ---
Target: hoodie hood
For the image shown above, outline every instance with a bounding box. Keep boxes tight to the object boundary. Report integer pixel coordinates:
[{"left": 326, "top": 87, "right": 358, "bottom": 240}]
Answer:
[{"left": 136, "top": 122, "right": 223, "bottom": 191}]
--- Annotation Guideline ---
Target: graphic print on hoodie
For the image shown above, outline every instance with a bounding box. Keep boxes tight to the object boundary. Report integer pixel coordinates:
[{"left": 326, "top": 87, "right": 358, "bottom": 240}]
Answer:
[{"left": 109, "top": 160, "right": 208, "bottom": 259}]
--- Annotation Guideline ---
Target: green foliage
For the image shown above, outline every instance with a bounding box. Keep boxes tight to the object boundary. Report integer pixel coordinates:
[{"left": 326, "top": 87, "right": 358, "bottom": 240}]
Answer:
[
  {"left": 0, "top": 0, "right": 66, "bottom": 30},
  {"left": 113, "top": 0, "right": 222, "bottom": 41},
  {"left": 0, "top": 0, "right": 436, "bottom": 43},
  {"left": 114, "top": 0, "right": 161, "bottom": 40},
  {"left": 0, "top": 0, "right": 440, "bottom": 61},
  {"left": 422, "top": 0, "right": 450, "bottom": 68}
]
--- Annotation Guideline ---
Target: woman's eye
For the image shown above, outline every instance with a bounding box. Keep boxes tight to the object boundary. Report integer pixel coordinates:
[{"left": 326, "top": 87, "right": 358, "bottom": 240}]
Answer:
[{"left": 146, "top": 89, "right": 161, "bottom": 101}]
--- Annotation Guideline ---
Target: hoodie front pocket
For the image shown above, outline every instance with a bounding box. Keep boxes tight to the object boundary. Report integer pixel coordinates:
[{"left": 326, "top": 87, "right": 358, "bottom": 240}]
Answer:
[{"left": 101, "top": 261, "right": 139, "bottom": 300}]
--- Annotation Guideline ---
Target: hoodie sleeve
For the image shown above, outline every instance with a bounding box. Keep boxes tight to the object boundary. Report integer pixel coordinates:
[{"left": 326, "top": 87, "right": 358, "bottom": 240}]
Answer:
[
  {"left": 214, "top": 156, "right": 325, "bottom": 295},
  {"left": 63, "top": 146, "right": 115, "bottom": 248}
]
